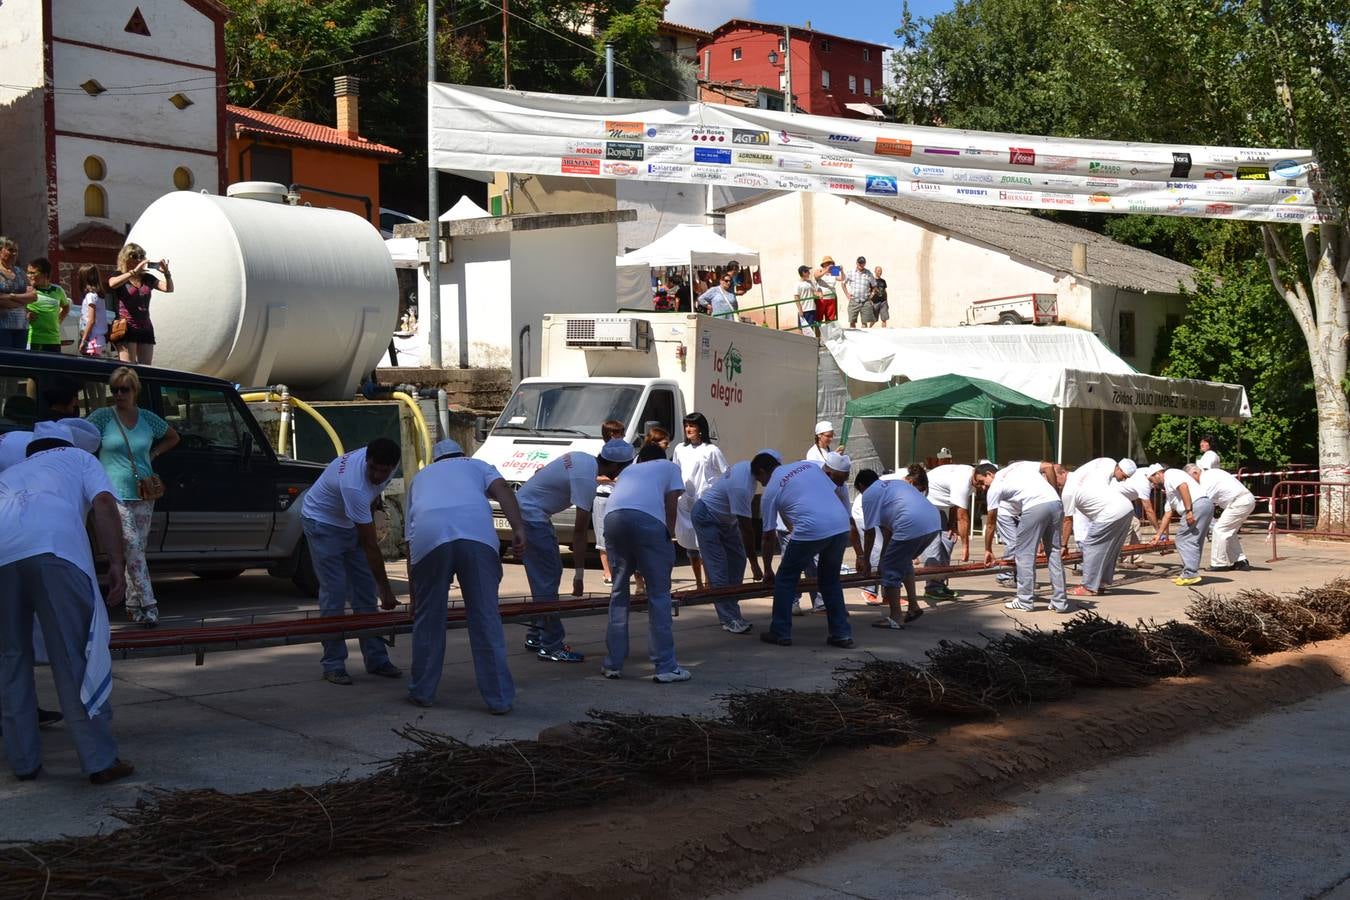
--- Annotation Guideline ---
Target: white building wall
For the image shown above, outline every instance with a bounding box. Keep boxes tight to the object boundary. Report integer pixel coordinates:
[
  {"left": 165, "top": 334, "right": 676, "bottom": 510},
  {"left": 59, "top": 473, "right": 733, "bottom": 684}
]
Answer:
[
  {"left": 55, "top": 135, "right": 215, "bottom": 235},
  {"left": 0, "top": 0, "right": 50, "bottom": 254},
  {"left": 56, "top": 1, "right": 218, "bottom": 64},
  {"left": 617, "top": 180, "right": 707, "bottom": 255}
]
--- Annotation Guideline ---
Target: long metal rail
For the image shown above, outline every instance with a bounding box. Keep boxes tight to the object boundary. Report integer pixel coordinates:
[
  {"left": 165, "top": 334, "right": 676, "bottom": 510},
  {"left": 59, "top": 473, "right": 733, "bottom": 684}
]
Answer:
[{"left": 108, "top": 542, "right": 1177, "bottom": 662}]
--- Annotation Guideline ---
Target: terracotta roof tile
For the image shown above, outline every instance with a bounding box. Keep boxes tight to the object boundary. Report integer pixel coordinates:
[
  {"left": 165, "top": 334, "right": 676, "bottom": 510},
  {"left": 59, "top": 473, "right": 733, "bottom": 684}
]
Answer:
[{"left": 227, "top": 105, "right": 401, "bottom": 159}]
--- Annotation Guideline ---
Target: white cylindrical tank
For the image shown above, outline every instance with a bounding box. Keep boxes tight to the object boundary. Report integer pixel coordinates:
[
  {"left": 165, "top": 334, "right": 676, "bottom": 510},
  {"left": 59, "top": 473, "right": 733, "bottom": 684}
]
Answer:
[{"left": 125, "top": 190, "right": 398, "bottom": 398}]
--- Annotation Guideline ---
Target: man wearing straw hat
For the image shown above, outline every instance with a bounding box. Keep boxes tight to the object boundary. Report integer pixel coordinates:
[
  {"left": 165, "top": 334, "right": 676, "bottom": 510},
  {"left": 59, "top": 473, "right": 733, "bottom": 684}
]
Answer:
[{"left": 814, "top": 256, "right": 840, "bottom": 324}]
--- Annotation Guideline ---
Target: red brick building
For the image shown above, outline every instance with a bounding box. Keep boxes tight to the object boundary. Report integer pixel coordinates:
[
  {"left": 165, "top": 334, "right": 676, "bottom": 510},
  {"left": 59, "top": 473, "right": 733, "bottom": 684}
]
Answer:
[{"left": 696, "top": 19, "right": 887, "bottom": 119}]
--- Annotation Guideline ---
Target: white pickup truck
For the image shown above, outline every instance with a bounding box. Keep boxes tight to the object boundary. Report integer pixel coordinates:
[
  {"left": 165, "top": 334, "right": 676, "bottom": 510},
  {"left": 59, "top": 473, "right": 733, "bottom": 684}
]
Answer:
[{"left": 473, "top": 312, "right": 819, "bottom": 543}]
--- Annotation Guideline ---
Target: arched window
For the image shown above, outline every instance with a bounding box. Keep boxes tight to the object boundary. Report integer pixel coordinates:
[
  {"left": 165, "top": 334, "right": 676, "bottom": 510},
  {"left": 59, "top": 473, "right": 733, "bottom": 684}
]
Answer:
[
  {"left": 84, "top": 184, "right": 107, "bottom": 218},
  {"left": 173, "top": 167, "right": 194, "bottom": 190},
  {"left": 84, "top": 156, "right": 106, "bottom": 180}
]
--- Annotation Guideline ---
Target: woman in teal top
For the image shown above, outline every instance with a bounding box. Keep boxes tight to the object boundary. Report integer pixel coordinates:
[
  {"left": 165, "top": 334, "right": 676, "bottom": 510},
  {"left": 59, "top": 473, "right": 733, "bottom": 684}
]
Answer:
[{"left": 86, "top": 367, "right": 180, "bottom": 625}]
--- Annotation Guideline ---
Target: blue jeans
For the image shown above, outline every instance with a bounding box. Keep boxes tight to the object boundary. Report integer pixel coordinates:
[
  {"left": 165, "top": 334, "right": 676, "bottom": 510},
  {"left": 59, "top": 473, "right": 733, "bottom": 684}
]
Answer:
[
  {"left": 521, "top": 517, "right": 567, "bottom": 651},
  {"left": 769, "top": 531, "right": 851, "bottom": 641},
  {"left": 302, "top": 517, "right": 392, "bottom": 674},
  {"left": 409, "top": 540, "right": 513, "bottom": 711},
  {"left": 778, "top": 529, "right": 819, "bottom": 601},
  {"left": 0, "top": 555, "right": 119, "bottom": 776},
  {"left": 0, "top": 328, "right": 27, "bottom": 350},
  {"left": 880, "top": 531, "right": 940, "bottom": 589},
  {"left": 691, "top": 499, "right": 745, "bottom": 624},
  {"left": 602, "top": 509, "right": 678, "bottom": 675}
]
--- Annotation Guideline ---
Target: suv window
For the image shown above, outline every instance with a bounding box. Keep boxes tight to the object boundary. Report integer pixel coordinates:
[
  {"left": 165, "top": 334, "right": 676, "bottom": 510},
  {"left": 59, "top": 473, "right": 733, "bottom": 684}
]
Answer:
[
  {"left": 0, "top": 374, "right": 37, "bottom": 432},
  {"left": 158, "top": 384, "right": 253, "bottom": 452}
]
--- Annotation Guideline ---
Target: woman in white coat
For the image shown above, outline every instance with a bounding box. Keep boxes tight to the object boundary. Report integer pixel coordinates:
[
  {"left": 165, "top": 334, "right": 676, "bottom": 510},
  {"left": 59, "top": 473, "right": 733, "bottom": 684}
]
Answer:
[{"left": 671, "top": 412, "right": 727, "bottom": 590}]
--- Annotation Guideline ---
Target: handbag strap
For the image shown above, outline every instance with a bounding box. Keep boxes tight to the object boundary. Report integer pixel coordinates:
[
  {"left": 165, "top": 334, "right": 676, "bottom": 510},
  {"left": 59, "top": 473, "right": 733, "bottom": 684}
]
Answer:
[{"left": 111, "top": 411, "right": 142, "bottom": 479}]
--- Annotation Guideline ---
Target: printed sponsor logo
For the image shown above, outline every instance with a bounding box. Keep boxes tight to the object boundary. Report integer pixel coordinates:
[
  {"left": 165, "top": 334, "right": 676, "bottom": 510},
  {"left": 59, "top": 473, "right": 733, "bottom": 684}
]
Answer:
[
  {"left": 646, "top": 163, "right": 687, "bottom": 177},
  {"left": 691, "top": 126, "right": 729, "bottom": 143},
  {"left": 1042, "top": 155, "right": 1078, "bottom": 171},
  {"left": 1236, "top": 148, "right": 1270, "bottom": 162},
  {"left": 690, "top": 166, "right": 726, "bottom": 181},
  {"left": 1000, "top": 175, "right": 1032, "bottom": 185},
  {"left": 1275, "top": 210, "right": 1305, "bottom": 220},
  {"left": 828, "top": 133, "right": 862, "bottom": 144},
  {"left": 1040, "top": 192, "right": 1076, "bottom": 206},
  {"left": 954, "top": 172, "right": 996, "bottom": 184},
  {"left": 561, "top": 157, "right": 600, "bottom": 175},
  {"left": 1040, "top": 175, "right": 1077, "bottom": 187},
  {"left": 732, "top": 128, "right": 770, "bottom": 145},
  {"left": 1085, "top": 178, "right": 1119, "bottom": 188},
  {"left": 1279, "top": 192, "right": 1304, "bottom": 204},
  {"left": 875, "top": 137, "right": 913, "bottom": 157},
  {"left": 1204, "top": 169, "right": 1233, "bottom": 180},
  {"left": 911, "top": 165, "right": 946, "bottom": 178},
  {"left": 645, "top": 124, "right": 686, "bottom": 140},
  {"left": 865, "top": 175, "right": 899, "bottom": 195},
  {"left": 923, "top": 147, "right": 960, "bottom": 156},
  {"left": 1170, "top": 151, "right": 1193, "bottom": 178},
  {"left": 819, "top": 155, "right": 855, "bottom": 169},
  {"left": 1128, "top": 200, "right": 1162, "bottom": 213},
  {"left": 1088, "top": 192, "right": 1112, "bottom": 204},
  {"left": 1276, "top": 187, "right": 1307, "bottom": 198},
  {"left": 1088, "top": 161, "right": 1122, "bottom": 175},
  {"left": 566, "top": 141, "right": 604, "bottom": 156},
  {"left": 962, "top": 146, "right": 1002, "bottom": 159},
  {"left": 733, "top": 172, "right": 770, "bottom": 188},
  {"left": 910, "top": 181, "right": 942, "bottom": 193},
  {"left": 776, "top": 175, "right": 813, "bottom": 190},
  {"left": 1236, "top": 166, "right": 1269, "bottom": 180},
  {"left": 1009, "top": 147, "right": 1036, "bottom": 165},
  {"left": 1166, "top": 181, "right": 1198, "bottom": 191},
  {"left": 711, "top": 343, "right": 744, "bottom": 407},
  {"left": 644, "top": 143, "right": 685, "bottom": 160},
  {"left": 1204, "top": 203, "right": 1235, "bottom": 215},
  {"left": 956, "top": 187, "right": 988, "bottom": 197},
  {"left": 825, "top": 178, "right": 858, "bottom": 191},
  {"left": 604, "top": 120, "right": 643, "bottom": 139},
  {"left": 1204, "top": 185, "right": 1237, "bottom": 198},
  {"left": 998, "top": 190, "right": 1035, "bottom": 202},
  {"left": 734, "top": 151, "right": 775, "bottom": 167},
  {"left": 777, "top": 156, "right": 813, "bottom": 172},
  {"left": 694, "top": 147, "right": 732, "bottom": 165},
  {"left": 1272, "top": 159, "right": 1306, "bottom": 179},
  {"left": 603, "top": 162, "right": 639, "bottom": 176},
  {"left": 605, "top": 141, "right": 644, "bottom": 161},
  {"left": 775, "top": 130, "right": 810, "bottom": 146}
]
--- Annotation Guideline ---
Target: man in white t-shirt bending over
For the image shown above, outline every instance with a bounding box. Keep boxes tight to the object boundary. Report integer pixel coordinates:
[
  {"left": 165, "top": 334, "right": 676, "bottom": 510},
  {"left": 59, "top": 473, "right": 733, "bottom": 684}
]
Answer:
[
  {"left": 1148, "top": 464, "right": 1214, "bottom": 586},
  {"left": 1061, "top": 462, "right": 1135, "bottom": 596},
  {"left": 1185, "top": 463, "right": 1255, "bottom": 572},
  {"left": 921, "top": 461, "right": 974, "bottom": 600},
  {"left": 973, "top": 461, "right": 1069, "bottom": 613},
  {"left": 300, "top": 438, "right": 403, "bottom": 686}
]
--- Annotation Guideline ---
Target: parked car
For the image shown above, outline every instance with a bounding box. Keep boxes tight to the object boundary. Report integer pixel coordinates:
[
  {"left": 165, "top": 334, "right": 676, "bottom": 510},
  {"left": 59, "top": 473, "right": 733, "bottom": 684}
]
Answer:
[
  {"left": 379, "top": 207, "right": 420, "bottom": 239},
  {"left": 0, "top": 351, "right": 324, "bottom": 594}
]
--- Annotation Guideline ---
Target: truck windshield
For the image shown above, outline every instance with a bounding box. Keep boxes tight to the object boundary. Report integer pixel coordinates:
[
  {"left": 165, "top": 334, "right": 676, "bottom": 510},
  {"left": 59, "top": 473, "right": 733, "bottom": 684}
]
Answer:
[{"left": 494, "top": 383, "right": 642, "bottom": 438}]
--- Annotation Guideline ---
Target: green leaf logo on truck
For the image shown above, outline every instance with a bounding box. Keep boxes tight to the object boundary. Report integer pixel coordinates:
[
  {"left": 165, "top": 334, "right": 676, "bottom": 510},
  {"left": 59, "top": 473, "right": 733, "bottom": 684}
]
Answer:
[{"left": 712, "top": 343, "right": 744, "bottom": 407}]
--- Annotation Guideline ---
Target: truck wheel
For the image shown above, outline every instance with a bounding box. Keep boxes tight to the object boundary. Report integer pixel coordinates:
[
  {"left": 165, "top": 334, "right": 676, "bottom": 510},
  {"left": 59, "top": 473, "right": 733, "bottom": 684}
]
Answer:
[
  {"left": 193, "top": 569, "right": 244, "bottom": 581},
  {"left": 291, "top": 539, "right": 320, "bottom": 597},
  {"left": 998, "top": 312, "right": 1023, "bottom": 325}
]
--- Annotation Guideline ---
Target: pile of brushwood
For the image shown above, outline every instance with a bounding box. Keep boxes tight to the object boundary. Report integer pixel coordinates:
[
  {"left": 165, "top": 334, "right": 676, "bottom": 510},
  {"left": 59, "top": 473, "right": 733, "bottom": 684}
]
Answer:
[{"left": 4, "top": 580, "right": 1349, "bottom": 899}]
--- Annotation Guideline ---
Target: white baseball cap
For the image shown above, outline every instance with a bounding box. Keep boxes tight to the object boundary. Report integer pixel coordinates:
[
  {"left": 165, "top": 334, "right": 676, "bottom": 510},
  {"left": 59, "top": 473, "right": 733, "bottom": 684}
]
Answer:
[
  {"left": 432, "top": 438, "right": 464, "bottom": 460},
  {"left": 936, "top": 447, "right": 953, "bottom": 459},
  {"left": 1116, "top": 458, "right": 1138, "bottom": 477},
  {"left": 32, "top": 421, "right": 75, "bottom": 447},
  {"left": 600, "top": 439, "right": 635, "bottom": 463},
  {"left": 1145, "top": 463, "right": 1165, "bottom": 477},
  {"left": 814, "top": 420, "right": 834, "bottom": 435},
  {"left": 824, "top": 451, "right": 851, "bottom": 473}
]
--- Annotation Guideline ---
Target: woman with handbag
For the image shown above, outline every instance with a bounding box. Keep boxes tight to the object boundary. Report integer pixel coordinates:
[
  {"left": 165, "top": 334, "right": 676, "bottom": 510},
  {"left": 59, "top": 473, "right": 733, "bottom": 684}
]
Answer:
[
  {"left": 86, "top": 367, "right": 179, "bottom": 625},
  {"left": 107, "top": 242, "right": 172, "bottom": 364}
]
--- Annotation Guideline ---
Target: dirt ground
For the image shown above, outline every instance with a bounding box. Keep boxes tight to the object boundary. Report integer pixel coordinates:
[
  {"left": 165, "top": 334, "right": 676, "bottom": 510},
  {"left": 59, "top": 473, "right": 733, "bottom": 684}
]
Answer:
[{"left": 207, "top": 635, "right": 1350, "bottom": 900}]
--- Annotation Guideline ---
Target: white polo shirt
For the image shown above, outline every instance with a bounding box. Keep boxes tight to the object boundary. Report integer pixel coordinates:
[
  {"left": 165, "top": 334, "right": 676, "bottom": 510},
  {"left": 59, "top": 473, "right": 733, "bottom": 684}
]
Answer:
[
  {"left": 1161, "top": 468, "right": 1204, "bottom": 515},
  {"left": 761, "top": 460, "right": 851, "bottom": 541},
  {"left": 406, "top": 458, "right": 504, "bottom": 562},
  {"left": 300, "top": 447, "right": 392, "bottom": 528},
  {"left": 516, "top": 452, "right": 598, "bottom": 522},
  {"left": 1197, "top": 450, "right": 1221, "bottom": 470},
  {"left": 699, "top": 459, "right": 757, "bottom": 523},
  {"left": 0, "top": 447, "right": 113, "bottom": 574},
  {"left": 0, "top": 430, "right": 33, "bottom": 473},
  {"left": 606, "top": 459, "right": 684, "bottom": 527},
  {"left": 986, "top": 461, "right": 1058, "bottom": 515},
  {"left": 926, "top": 464, "right": 974, "bottom": 510},
  {"left": 1062, "top": 467, "right": 1133, "bottom": 522},
  {"left": 1198, "top": 468, "right": 1252, "bottom": 508},
  {"left": 1114, "top": 470, "right": 1154, "bottom": 504}
]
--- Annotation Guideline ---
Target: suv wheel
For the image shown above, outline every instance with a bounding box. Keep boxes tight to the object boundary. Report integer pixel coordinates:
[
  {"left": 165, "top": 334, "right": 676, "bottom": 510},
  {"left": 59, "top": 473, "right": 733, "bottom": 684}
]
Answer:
[{"left": 292, "top": 539, "right": 320, "bottom": 597}]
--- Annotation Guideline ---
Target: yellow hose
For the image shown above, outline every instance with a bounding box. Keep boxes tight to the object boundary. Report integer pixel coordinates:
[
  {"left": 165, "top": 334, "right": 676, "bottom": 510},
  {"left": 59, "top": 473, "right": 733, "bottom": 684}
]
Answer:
[
  {"left": 240, "top": 392, "right": 345, "bottom": 458},
  {"left": 392, "top": 391, "right": 433, "bottom": 471}
]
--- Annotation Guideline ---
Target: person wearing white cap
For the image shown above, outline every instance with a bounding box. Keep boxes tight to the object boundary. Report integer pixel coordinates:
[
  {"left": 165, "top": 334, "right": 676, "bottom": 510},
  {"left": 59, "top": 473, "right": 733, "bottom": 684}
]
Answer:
[
  {"left": 1148, "top": 464, "right": 1213, "bottom": 586},
  {"left": 935, "top": 447, "right": 953, "bottom": 462},
  {"left": 516, "top": 440, "right": 635, "bottom": 662},
  {"left": 1184, "top": 463, "right": 1255, "bottom": 572},
  {"left": 0, "top": 422, "right": 135, "bottom": 784},
  {"left": 758, "top": 456, "right": 856, "bottom": 648},
  {"left": 1061, "top": 462, "right": 1135, "bottom": 596},
  {"left": 404, "top": 438, "right": 525, "bottom": 712},
  {"left": 972, "top": 461, "right": 1069, "bottom": 613},
  {"left": 672, "top": 412, "right": 728, "bottom": 591},
  {"left": 690, "top": 451, "right": 781, "bottom": 634},
  {"left": 805, "top": 421, "right": 834, "bottom": 463},
  {"left": 1112, "top": 459, "right": 1161, "bottom": 549},
  {"left": 855, "top": 469, "right": 942, "bottom": 629},
  {"left": 601, "top": 442, "right": 689, "bottom": 682},
  {"left": 919, "top": 458, "right": 975, "bottom": 600}
]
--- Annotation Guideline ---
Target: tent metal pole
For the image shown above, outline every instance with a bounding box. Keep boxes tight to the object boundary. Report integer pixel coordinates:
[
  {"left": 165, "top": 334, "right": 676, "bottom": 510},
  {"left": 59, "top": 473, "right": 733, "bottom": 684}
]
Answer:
[
  {"left": 1056, "top": 408, "right": 1065, "bottom": 463},
  {"left": 1187, "top": 419, "right": 1192, "bottom": 460},
  {"left": 1127, "top": 412, "right": 1136, "bottom": 459},
  {"left": 894, "top": 421, "right": 900, "bottom": 473},
  {"left": 973, "top": 420, "right": 979, "bottom": 463}
]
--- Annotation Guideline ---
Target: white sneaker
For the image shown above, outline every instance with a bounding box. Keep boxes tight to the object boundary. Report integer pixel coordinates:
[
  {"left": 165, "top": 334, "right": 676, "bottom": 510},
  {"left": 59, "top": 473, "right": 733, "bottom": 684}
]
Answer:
[
  {"left": 1004, "top": 600, "right": 1035, "bottom": 612},
  {"left": 722, "top": 619, "right": 753, "bottom": 634},
  {"left": 653, "top": 666, "right": 692, "bottom": 683},
  {"left": 601, "top": 666, "right": 623, "bottom": 679}
]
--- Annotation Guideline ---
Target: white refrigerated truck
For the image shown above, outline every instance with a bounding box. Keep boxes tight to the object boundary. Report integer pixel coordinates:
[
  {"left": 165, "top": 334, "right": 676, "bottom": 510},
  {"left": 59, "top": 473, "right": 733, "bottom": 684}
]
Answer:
[{"left": 473, "top": 312, "right": 819, "bottom": 543}]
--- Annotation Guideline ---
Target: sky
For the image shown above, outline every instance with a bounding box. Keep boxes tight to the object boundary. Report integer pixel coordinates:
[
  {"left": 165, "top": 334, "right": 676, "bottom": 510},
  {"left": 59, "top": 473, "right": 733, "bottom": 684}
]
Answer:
[{"left": 662, "top": 0, "right": 957, "bottom": 48}]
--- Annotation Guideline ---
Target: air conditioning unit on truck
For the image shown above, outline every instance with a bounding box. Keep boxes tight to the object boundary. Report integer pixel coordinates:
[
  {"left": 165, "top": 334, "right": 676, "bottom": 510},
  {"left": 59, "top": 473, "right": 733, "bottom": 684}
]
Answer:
[{"left": 473, "top": 312, "right": 819, "bottom": 545}]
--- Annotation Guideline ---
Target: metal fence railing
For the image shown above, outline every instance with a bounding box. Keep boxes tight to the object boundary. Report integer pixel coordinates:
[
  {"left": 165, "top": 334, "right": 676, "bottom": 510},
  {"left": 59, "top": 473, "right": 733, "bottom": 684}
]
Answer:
[{"left": 1266, "top": 480, "right": 1350, "bottom": 561}]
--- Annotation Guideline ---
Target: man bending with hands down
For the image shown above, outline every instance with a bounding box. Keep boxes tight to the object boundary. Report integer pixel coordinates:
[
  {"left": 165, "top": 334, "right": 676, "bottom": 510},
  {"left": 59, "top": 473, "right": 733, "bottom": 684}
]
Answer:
[
  {"left": 973, "top": 461, "right": 1069, "bottom": 613},
  {"left": 1061, "top": 462, "right": 1135, "bottom": 597},
  {"left": 601, "top": 443, "right": 687, "bottom": 683},
  {"left": 921, "top": 460, "right": 975, "bottom": 600},
  {"left": 300, "top": 438, "right": 404, "bottom": 686},
  {"left": 690, "top": 450, "right": 781, "bottom": 635},
  {"left": 405, "top": 440, "right": 526, "bottom": 714},
  {"left": 1185, "top": 463, "right": 1255, "bottom": 572},
  {"left": 0, "top": 422, "right": 134, "bottom": 784},
  {"left": 516, "top": 441, "right": 635, "bottom": 662},
  {"left": 1148, "top": 464, "right": 1214, "bottom": 587},
  {"left": 855, "top": 469, "right": 942, "bottom": 631}
]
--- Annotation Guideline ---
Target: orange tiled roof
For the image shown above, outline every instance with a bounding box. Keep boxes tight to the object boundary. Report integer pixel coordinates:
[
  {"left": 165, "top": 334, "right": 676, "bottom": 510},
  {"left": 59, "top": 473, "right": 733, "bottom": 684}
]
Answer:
[{"left": 227, "top": 105, "right": 401, "bottom": 159}]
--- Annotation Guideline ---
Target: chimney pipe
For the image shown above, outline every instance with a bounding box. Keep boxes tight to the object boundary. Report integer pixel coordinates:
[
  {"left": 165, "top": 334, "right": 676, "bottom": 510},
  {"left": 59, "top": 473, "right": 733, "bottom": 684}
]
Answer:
[
  {"left": 335, "top": 75, "right": 360, "bottom": 139},
  {"left": 1071, "top": 242, "right": 1088, "bottom": 274}
]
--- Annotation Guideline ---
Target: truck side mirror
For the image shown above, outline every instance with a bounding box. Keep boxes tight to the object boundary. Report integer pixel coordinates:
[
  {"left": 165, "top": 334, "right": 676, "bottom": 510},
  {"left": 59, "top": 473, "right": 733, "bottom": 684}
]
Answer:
[{"left": 475, "top": 415, "right": 492, "bottom": 443}]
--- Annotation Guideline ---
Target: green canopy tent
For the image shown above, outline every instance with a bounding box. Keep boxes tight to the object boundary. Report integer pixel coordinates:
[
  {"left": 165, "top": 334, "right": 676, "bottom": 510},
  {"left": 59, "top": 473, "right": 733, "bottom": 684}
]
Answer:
[{"left": 839, "top": 374, "right": 1054, "bottom": 465}]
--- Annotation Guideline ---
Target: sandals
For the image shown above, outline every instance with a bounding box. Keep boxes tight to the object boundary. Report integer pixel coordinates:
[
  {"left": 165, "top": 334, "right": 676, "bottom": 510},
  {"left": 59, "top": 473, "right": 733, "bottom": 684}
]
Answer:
[
  {"left": 1068, "top": 586, "right": 1099, "bottom": 597},
  {"left": 872, "top": 616, "right": 903, "bottom": 630},
  {"left": 903, "top": 607, "right": 924, "bottom": 623}
]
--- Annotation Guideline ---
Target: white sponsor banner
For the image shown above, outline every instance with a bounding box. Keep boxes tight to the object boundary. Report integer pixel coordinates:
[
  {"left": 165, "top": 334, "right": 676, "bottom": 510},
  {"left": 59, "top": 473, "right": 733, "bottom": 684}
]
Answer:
[
  {"left": 1059, "top": 369, "right": 1250, "bottom": 420},
  {"left": 430, "top": 83, "right": 1333, "bottom": 224}
]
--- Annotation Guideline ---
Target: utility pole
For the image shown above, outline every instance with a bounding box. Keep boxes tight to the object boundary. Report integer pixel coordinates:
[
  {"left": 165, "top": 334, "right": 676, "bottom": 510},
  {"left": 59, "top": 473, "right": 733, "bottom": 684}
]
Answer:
[
  {"left": 502, "top": 1, "right": 510, "bottom": 89},
  {"left": 605, "top": 42, "right": 615, "bottom": 98},
  {"left": 784, "top": 24, "right": 793, "bottom": 113},
  {"left": 426, "top": 0, "right": 442, "bottom": 368}
]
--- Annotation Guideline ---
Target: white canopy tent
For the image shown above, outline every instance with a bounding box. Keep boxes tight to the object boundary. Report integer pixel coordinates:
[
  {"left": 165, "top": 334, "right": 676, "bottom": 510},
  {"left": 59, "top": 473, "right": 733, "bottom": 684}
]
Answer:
[
  {"left": 384, "top": 195, "right": 492, "bottom": 269},
  {"left": 615, "top": 224, "right": 762, "bottom": 310},
  {"left": 824, "top": 323, "right": 1251, "bottom": 462}
]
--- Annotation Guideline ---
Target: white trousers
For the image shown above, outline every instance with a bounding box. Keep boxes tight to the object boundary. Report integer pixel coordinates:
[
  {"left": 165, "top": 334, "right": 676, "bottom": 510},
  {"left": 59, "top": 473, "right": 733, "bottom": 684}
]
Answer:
[{"left": 1210, "top": 492, "right": 1256, "bottom": 567}]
